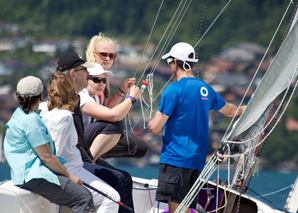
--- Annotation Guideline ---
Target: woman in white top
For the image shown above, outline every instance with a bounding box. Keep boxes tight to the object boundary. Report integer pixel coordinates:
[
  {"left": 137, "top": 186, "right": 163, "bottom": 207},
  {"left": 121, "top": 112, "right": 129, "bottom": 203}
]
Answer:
[
  {"left": 79, "top": 63, "right": 140, "bottom": 161},
  {"left": 40, "top": 72, "right": 120, "bottom": 213}
]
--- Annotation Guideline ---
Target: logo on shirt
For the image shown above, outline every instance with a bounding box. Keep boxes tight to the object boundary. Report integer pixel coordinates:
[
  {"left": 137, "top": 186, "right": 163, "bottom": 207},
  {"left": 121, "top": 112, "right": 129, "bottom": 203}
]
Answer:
[{"left": 201, "top": 87, "right": 209, "bottom": 100}]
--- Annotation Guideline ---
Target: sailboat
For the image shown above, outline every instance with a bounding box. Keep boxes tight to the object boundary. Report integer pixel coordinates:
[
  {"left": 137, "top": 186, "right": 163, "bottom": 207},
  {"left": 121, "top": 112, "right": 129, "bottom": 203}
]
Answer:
[{"left": 1, "top": 1, "right": 298, "bottom": 213}]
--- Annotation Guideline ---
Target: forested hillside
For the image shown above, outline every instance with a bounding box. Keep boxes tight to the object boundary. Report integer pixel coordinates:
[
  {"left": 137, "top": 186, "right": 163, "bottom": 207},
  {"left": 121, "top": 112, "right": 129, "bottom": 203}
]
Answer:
[
  {"left": 1, "top": 0, "right": 298, "bottom": 168},
  {"left": 0, "top": 0, "right": 292, "bottom": 60}
]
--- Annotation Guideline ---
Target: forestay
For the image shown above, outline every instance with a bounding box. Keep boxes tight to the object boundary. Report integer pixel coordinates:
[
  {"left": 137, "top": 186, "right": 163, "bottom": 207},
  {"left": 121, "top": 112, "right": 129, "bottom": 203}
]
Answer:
[{"left": 229, "top": 16, "right": 298, "bottom": 139}]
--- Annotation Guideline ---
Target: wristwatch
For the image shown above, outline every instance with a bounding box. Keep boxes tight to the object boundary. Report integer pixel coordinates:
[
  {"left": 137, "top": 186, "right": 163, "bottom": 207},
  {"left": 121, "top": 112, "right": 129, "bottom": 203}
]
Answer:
[{"left": 127, "top": 96, "right": 136, "bottom": 105}]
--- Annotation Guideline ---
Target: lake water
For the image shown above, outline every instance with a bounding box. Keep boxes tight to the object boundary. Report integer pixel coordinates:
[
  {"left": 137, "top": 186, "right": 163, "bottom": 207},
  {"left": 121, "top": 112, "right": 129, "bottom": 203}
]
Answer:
[{"left": 1, "top": 163, "right": 297, "bottom": 211}]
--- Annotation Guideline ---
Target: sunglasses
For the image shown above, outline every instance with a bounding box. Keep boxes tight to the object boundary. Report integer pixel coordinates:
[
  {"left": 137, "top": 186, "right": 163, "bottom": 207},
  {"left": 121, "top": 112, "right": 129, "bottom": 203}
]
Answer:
[
  {"left": 88, "top": 77, "right": 107, "bottom": 84},
  {"left": 96, "top": 52, "right": 116, "bottom": 60},
  {"left": 167, "top": 58, "right": 175, "bottom": 65},
  {"left": 74, "top": 67, "right": 87, "bottom": 72}
]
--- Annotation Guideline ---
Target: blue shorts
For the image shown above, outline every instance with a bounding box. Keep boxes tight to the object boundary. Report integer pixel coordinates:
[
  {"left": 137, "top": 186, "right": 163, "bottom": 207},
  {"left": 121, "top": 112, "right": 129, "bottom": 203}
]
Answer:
[{"left": 156, "top": 163, "right": 201, "bottom": 209}]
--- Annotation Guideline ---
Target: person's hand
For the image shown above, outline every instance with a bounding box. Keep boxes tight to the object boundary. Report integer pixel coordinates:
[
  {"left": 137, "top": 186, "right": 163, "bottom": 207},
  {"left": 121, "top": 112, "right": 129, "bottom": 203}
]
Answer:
[
  {"left": 120, "top": 78, "right": 136, "bottom": 93},
  {"left": 239, "top": 105, "right": 247, "bottom": 115},
  {"left": 129, "top": 85, "right": 140, "bottom": 100},
  {"left": 69, "top": 174, "right": 83, "bottom": 186}
]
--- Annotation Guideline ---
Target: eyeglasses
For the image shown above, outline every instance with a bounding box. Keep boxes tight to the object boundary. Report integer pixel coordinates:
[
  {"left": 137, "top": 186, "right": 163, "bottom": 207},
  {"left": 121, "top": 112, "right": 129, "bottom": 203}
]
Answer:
[
  {"left": 74, "top": 68, "right": 87, "bottom": 72},
  {"left": 167, "top": 58, "right": 175, "bottom": 65},
  {"left": 96, "top": 52, "right": 116, "bottom": 60},
  {"left": 88, "top": 77, "right": 107, "bottom": 84}
]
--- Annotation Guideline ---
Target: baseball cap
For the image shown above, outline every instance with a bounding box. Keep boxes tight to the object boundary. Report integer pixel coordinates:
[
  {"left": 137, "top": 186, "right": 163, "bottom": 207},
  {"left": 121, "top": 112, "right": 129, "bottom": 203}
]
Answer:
[
  {"left": 17, "top": 76, "right": 43, "bottom": 97},
  {"left": 162, "top": 42, "right": 198, "bottom": 63},
  {"left": 87, "top": 63, "right": 113, "bottom": 77},
  {"left": 56, "top": 52, "right": 95, "bottom": 71}
]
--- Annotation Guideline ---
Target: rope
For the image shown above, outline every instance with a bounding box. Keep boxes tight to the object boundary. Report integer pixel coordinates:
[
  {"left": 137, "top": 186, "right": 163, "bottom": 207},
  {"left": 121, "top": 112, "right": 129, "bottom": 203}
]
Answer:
[
  {"left": 145, "top": 0, "right": 193, "bottom": 79},
  {"left": 129, "top": 75, "right": 173, "bottom": 133},
  {"left": 194, "top": 0, "right": 232, "bottom": 48},
  {"left": 134, "top": 0, "right": 165, "bottom": 78},
  {"left": 254, "top": 184, "right": 293, "bottom": 198},
  {"left": 136, "top": 0, "right": 190, "bottom": 86},
  {"left": 195, "top": 0, "right": 208, "bottom": 78},
  {"left": 222, "top": 65, "right": 298, "bottom": 157},
  {"left": 247, "top": 187, "right": 291, "bottom": 212},
  {"left": 220, "top": 0, "right": 294, "bottom": 142}
]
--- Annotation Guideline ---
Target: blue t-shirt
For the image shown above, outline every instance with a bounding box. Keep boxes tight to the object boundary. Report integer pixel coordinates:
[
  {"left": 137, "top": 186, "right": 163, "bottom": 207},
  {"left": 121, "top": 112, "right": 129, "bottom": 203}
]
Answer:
[
  {"left": 4, "top": 107, "right": 63, "bottom": 186},
  {"left": 158, "top": 77, "right": 226, "bottom": 170}
]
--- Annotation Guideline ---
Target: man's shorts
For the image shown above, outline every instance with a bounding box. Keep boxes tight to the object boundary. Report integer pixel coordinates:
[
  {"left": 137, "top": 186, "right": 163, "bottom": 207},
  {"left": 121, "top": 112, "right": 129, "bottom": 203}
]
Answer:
[{"left": 156, "top": 163, "right": 201, "bottom": 209}]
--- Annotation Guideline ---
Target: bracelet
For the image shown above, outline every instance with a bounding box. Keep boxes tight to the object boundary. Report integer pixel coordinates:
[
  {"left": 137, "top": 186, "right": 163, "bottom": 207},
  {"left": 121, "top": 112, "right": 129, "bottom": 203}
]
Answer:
[
  {"left": 117, "top": 91, "right": 124, "bottom": 97},
  {"left": 118, "top": 88, "right": 126, "bottom": 94}
]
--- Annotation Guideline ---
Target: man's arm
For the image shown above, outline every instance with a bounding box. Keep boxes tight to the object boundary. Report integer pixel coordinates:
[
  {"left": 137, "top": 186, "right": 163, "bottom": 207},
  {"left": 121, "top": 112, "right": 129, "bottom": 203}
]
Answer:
[
  {"left": 218, "top": 103, "right": 246, "bottom": 117},
  {"left": 148, "top": 111, "right": 169, "bottom": 134}
]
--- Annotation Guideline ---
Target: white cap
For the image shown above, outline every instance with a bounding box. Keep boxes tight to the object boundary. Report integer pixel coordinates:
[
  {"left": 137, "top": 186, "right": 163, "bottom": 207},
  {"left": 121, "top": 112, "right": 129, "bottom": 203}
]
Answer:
[
  {"left": 162, "top": 42, "right": 198, "bottom": 63},
  {"left": 87, "top": 63, "right": 113, "bottom": 77},
  {"left": 17, "top": 76, "right": 43, "bottom": 97}
]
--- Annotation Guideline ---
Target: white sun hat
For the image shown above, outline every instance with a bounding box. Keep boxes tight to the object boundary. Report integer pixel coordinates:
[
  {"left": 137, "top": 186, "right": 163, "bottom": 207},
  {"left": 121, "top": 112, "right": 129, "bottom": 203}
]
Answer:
[
  {"left": 162, "top": 42, "right": 198, "bottom": 63},
  {"left": 87, "top": 63, "right": 113, "bottom": 77}
]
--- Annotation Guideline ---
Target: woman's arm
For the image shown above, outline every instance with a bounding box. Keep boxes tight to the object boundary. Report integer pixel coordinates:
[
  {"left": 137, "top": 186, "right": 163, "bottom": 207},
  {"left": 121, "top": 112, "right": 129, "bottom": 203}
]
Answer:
[
  {"left": 34, "top": 144, "right": 82, "bottom": 185},
  {"left": 107, "top": 78, "right": 136, "bottom": 108},
  {"left": 81, "top": 85, "right": 140, "bottom": 122}
]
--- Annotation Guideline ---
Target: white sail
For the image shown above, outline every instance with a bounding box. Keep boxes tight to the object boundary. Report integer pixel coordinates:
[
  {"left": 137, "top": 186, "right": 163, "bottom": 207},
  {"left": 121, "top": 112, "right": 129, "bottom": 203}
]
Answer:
[{"left": 229, "top": 18, "right": 298, "bottom": 139}]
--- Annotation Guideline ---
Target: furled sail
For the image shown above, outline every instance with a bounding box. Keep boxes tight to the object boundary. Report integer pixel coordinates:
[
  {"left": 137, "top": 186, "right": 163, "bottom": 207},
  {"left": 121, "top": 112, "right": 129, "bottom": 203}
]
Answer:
[{"left": 229, "top": 17, "right": 298, "bottom": 139}]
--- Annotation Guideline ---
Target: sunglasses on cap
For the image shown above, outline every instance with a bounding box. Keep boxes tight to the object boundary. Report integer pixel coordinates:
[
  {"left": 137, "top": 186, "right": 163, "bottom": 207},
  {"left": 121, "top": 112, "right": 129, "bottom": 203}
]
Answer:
[
  {"left": 167, "top": 58, "right": 175, "bottom": 65},
  {"left": 96, "top": 52, "right": 116, "bottom": 60},
  {"left": 88, "top": 77, "right": 107, "bottom": 84}
]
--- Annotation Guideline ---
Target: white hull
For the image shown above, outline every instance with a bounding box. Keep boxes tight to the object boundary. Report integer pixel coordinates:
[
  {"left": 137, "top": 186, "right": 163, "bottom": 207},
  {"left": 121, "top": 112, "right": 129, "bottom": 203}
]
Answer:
[{"left": 0, "top": 177, "right": 287, "bottom": 213}]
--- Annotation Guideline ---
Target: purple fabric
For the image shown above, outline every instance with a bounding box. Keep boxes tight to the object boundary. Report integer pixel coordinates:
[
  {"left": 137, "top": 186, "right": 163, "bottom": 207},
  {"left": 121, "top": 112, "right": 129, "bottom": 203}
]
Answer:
[
  {"left": 162, "top": 184, "right": 223, "bottom": 212},
  {"left": 163, "top": 209, "right": 196, "bottom": 213}
]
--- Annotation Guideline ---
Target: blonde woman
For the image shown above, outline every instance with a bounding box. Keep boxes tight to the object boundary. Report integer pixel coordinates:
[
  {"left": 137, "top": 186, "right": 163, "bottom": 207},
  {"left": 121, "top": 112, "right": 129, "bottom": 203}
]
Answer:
[
  {"left": 86, "top": 32, "right": 148, "bottom": 159},
  {"left": 40, "top": 72, "right": 120, "bottom": 213}
]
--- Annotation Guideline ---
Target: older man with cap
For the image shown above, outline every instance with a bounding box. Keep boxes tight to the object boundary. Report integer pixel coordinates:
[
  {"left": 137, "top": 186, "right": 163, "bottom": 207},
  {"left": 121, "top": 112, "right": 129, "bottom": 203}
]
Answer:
[
  {"left": 148, "top": 42, "right": 246, "bottom": 213},
  {"left": 54, "top": 53, "right": 135, "bottom": 213}
]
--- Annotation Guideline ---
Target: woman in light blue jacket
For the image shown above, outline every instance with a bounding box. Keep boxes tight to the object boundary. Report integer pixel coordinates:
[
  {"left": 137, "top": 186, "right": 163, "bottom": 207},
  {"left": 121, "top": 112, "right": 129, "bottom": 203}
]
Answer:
[{"left": 4, "top": 76, "right": 94, "bottom": 213}]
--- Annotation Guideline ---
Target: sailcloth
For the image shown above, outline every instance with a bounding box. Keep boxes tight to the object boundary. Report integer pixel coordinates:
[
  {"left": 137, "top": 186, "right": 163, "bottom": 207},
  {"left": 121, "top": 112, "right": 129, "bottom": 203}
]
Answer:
[{"left": 229, "top": 18, "right": 298, "bottom": 139}]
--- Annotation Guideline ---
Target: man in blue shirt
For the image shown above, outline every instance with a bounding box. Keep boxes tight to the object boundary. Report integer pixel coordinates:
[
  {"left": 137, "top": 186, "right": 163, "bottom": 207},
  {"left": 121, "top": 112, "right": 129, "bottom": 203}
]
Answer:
[{"left": 148, "top": 42, "right": 246, "bottom": 213}]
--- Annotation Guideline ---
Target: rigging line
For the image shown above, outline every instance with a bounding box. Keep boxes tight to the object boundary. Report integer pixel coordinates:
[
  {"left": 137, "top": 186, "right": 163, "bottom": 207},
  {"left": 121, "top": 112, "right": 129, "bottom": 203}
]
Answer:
[
  {"left": 177, "top": 155, "right": 220, "bottom": 212},
  {"left": 222, "top": 54, "right": 298, "bottom": 146},
  {"left": 223, "top": 64, "right": 297, "bottom": 147},
  {"left": 150, "top": 0, "right": 192, "bottom": 80},
  {"left": 247, "top": 187, "right": 291, "bottom": 212},
  {"left": 222, "top": 70, "right": 298, "bottom": 157},
  {"left": 254, "top": 184, "right": 293, "bottom": 198},
  {"left": 243, "top": 1, "right": 298, "bottom": 166},
  {"left": 177, "top": 161, "right": 219, "bottom": 212},
  {"left": 148, "top": 0, "right": 193, "bottom": 76},
  {"left": 133, "top": 0, "right": 165, "bottom": 78},
  {"left": 220, "top": 0, "right": 294, "bottom": 141},
  {"left": 196, "top": 0, "right": 209, "bottom": 78},
  {"left": 243, "top": 100, "right": 277, "bottom": 191},
  {"left": 129, "top": 75, "right": 173, "bottom": 133},
  {"left": 224, "top": 93, "right": 288, "bottom": 145},
  {"left": 136, "top": 0, "right": 187, "bottom": 86},
  {"left": 136, "top": 0, "right": 193, "bottom": 124},
  {"left": 194, "top": 0, "right": 232, "bottom": 48}
]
